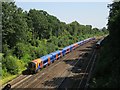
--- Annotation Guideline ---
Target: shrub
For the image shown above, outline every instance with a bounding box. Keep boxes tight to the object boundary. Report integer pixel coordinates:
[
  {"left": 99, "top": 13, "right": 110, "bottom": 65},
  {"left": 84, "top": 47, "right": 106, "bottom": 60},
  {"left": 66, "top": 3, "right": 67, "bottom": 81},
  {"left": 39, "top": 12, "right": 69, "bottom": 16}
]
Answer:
[
  {"left": 14, "top": 43, "right": 30, "bottom": 59},
  {"left": 3, "top": 55, "right": 24, "bottom": 75}
]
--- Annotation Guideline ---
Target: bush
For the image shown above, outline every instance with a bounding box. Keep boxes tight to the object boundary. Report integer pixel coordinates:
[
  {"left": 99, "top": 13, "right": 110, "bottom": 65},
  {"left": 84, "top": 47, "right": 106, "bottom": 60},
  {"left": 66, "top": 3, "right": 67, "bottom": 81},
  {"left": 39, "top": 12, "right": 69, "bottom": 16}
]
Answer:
[
  {"left": 14, "top": 43, "right": 31, "bottom": 59},
  {"left": 21, "top": 53, "right": 31, "bottom": 63},
  {"left": 2, "top": 68, "right": 10, "bottom": 78},
  {"left": 47, "top": 42, "right": 57, "bottom": 53},
  {"left": 3, "top": 55, "right": 24, "bottom": 75}
]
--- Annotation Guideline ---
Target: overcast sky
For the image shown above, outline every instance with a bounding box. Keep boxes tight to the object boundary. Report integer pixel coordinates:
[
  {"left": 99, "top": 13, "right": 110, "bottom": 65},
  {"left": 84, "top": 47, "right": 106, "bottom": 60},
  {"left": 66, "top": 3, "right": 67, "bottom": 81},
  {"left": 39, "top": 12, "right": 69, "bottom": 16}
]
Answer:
[{"left": 15, "top": 1, "right": 111, "bottom": 29}]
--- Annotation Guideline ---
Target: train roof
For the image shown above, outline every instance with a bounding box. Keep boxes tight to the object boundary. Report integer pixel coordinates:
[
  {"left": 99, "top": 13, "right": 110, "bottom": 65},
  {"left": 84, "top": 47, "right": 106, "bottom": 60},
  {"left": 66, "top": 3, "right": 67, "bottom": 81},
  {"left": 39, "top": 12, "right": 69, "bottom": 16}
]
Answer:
[
  {"left": 73, "top": 42, "right": 80, "bottom": 47},
  {"left": 40, "top": 54, "right": 53, "bottom": 61},
  {"left": 85, "top": 37, "right": 95, "bottom": 41},
  {"left": 96, "top": 38, "right": 104, "bottom": 45},
  {"left": 31, "top": 58, "right": 42, "bottom": 64},
  {"left": 76, "top": 40, "right": 83, "bottom": 44},
  {"left": 84, "top": 38, "right": 89, "bottom": 41},
  {"left": 69, "top": 44, "right": 74, "bottom": 47},
  {"left": 49, "top": 50, "right": 61, "bottom": 55},
  {"left": 62, "top": 45, "right": 72, "bottom": 50}
]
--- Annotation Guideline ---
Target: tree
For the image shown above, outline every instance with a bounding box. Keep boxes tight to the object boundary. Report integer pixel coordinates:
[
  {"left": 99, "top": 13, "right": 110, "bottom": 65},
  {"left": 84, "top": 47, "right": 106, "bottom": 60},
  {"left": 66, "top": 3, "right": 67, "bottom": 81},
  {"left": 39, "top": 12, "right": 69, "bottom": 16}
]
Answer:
[
  {"left": 108, "top": 1, "right": 120, "bottom": 47},
  {"left": 2, "top": 2, "right": 32, "bottom": 48}
]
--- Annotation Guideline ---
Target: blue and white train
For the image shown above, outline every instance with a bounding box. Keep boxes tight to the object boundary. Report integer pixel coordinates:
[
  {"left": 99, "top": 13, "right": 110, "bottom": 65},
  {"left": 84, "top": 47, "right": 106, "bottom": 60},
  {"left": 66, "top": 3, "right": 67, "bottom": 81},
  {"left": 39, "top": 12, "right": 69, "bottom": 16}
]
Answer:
[{"left": 28, "top": 37, "right": 95, "bottom": 73}]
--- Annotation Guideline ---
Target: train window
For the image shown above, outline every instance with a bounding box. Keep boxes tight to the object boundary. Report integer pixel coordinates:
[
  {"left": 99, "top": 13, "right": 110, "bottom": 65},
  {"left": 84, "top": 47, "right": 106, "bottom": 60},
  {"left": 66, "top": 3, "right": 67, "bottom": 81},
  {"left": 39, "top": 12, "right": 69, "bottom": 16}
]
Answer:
[
  {"left": 50, "top": 57, "right": 53, "bottom": 60},
  {"left": 96, "top": 44, "right": 99, "bottom": 46},
  {"left": 32, "top": 63, "right": 35, "bottom": 68},
  {"left": 58, "top": 53, "right": 60, "bottom": 56},
  {"left": 43, "top": 59, "right": 48, "bottom": 64},
  {"left": 28, "top": 62, "right": 36, "bottom": 68},
  {"left": 59, "top": 53, "right": 60, "bottom": 55}
]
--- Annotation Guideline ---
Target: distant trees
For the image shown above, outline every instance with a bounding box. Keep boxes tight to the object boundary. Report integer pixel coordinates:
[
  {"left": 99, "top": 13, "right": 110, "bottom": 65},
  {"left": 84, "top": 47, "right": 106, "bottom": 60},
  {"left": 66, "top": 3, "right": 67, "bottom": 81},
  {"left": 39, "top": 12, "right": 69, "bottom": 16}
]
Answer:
[{"left": 2, "top": 2, "right": 108, "bottom": 78}]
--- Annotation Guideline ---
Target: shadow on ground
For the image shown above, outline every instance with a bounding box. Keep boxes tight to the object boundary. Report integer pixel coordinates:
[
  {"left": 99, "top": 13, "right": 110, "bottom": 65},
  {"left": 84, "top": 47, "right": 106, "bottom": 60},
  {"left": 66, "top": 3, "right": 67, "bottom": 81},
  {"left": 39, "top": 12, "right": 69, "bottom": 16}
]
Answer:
[
  {"left": 43, "top": 73, "right": 84, "bottom": 88},
  {"left": 43, "top": 51, "right": 92, "bottom": 88},
  {"left": 22, "top": 69, "right": 32, "bottom": 75},
  {"left": 86, "top": 46, "right": 93, "bottom": 49},
  {"left": 78, "top": 49, "right": 91, "bottom": 52}
]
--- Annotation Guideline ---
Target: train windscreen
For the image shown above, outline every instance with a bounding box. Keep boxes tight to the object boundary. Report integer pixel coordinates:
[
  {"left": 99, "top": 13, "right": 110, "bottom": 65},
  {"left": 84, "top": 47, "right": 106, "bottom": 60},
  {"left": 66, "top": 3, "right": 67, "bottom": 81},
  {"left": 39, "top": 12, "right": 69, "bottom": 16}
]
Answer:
[{"left": 28, "top": 62, "right": 35, "bottom": 69}]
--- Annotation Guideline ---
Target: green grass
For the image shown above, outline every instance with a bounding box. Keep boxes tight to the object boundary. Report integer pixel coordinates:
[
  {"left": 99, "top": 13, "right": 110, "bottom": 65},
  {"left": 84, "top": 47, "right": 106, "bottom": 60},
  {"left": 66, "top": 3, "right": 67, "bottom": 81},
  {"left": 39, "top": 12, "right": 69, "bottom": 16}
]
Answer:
[
  {"left": 1, "top": 74, "right": 18, "bottom": 85},
  {"left": 1, "top": 68, "right": 25, "bottom": 85}
]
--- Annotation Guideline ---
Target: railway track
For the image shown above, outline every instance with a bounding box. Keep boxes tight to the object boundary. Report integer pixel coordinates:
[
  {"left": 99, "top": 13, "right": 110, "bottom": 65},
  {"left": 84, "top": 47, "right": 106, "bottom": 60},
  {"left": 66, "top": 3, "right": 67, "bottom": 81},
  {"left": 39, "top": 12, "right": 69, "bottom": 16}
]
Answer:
[
  {"left": 56, "top": 52, "right": 85, "bottom": 88},
  {"left": 8, "top": 41, "right": 84, "bottom": 88},
  {"left": 57, "top": 40, "right": 98, "bottom": 89},
  {"left": 3, "top": 39, "right": 98, "bottom": 89},
  {"left": 42, "top": 53, "right": 85, "bottom": 88},
  {"left": 11, "top": 50, "right": 77, "bottom": 88},
  {"left": 23, "top": 45, "right": 82, "bottom": 88},
  {"left": 77, "top": 49, "right": 97, "bottom": 89}
]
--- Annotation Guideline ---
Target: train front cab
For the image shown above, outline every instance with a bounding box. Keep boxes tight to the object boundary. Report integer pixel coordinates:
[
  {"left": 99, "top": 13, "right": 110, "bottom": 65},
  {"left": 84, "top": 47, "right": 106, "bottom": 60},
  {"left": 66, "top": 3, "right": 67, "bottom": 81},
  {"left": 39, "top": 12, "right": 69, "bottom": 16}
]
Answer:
[
  {"left": 28, "top": 62, "right": 36, "bottom": 73},
  {"left": 28, "top": 58, "right": 43, "bottom": 73},
  {"left": 96, "top": 44, "right": 100, "bottom": 49}
]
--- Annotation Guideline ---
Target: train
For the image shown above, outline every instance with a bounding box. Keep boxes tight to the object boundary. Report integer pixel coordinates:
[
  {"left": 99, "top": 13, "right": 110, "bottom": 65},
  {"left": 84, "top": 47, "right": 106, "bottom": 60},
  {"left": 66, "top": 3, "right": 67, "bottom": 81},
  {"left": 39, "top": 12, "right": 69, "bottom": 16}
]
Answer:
[
  {"left": 27, "top": 37, "right": 95, "bottom": 73},
  {"left": 95, "top": 38, "right": 104, "bottom": 49}
]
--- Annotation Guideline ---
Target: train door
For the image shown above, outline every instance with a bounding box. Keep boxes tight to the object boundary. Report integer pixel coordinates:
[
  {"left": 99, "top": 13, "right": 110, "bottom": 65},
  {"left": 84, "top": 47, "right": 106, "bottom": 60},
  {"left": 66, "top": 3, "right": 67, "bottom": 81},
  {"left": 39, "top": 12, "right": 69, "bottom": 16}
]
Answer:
[
  {"left": 56, "top": 54, "right": 58, "bottom": 60},
  {"left": 40, "top": 61, "right": 43, "bottom": 68},
  {"left": 48, "top": 57, "right": 51, "bottom": 65},
  {"left": 60, "top": 52, "right": 62, "bottom": 57}
]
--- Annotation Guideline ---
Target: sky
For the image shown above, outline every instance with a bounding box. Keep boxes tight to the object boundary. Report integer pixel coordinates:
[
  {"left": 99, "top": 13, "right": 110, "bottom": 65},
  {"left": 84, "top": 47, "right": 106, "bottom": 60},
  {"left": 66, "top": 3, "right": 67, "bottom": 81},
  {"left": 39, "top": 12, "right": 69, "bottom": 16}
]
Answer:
[{"left": 15, "top": 1, "right": 111, "bottom": 29}]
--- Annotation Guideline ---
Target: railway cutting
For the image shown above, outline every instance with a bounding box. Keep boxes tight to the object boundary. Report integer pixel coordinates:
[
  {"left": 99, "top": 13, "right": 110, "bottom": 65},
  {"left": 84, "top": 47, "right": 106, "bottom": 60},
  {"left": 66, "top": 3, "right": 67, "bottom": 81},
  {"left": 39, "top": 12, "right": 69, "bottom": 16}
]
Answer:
[{"left": 3, "top": 38, "right": 100, "bottom": 89}]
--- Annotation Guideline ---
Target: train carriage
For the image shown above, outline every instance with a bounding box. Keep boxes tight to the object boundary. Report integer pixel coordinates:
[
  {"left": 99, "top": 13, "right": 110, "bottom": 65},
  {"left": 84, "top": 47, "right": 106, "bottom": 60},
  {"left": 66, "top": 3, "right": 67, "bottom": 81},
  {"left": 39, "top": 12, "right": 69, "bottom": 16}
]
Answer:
[
  {"left": 95, "top": 38, "right": 103, "bottom": 49},
  {"left": 91, "top": 37, "right": 95, "bottom": 40},
  {"left": 28, "top": 37, "right": 96, "bottom": 74},
  {"left": 69, "top": 44, "right": 74, "bottom": 51},
  {"left": 50, "top": 50, "right": 62, "bottom": 60},
  {"left": 72, "top": 43, "right": 79, "bottom": 50},
  {"left": 83, "top": 38, "right": 89, "bottom": 44},
  {"left": 62, "top": 45, "right": 72, "bottom": 55},
  {"left": 76, "top": 41, "right": 82, "bottom": 46},
  {"left": 40, "top": 54, "right": 53, "bottom": 67},
  {"left": 78, "top": 41, "right": 84, "bottom": 45}
]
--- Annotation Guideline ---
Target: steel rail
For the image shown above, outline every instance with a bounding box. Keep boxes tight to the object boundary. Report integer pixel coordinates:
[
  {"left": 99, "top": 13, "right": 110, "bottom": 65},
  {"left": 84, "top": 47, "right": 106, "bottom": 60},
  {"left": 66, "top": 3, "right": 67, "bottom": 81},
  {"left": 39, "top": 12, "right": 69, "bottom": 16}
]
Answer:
[
  {"left": 77, "top": 49, "right": 96, "bottom": 89},
  {"left": 56, "top": 53, "right": 85, "bottom": 88},
  {"left": 84, "top": 53, "right": 97, "bottom": 90}
]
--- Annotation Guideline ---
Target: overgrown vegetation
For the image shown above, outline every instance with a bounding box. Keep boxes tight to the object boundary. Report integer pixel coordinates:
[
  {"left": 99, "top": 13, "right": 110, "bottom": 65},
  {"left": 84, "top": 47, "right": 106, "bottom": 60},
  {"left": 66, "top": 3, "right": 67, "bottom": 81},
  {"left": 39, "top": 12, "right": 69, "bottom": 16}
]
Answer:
[
  {"left": 1, "top": 2, "right": 108, "bottom": 84},
  {"left": 90, "top": 1, "right": 120, "bottom": 88}
]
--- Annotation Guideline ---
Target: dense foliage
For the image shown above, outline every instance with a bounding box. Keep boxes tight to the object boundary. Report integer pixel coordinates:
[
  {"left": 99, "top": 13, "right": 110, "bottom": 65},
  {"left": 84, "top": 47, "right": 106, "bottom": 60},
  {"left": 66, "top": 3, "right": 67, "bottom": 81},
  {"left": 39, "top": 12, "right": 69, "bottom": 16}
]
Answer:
[
  {"left": 90, "top": 1, "right": 120, "bottom": 88},
  {"left": 1, "top": 2, "right": 108, "bottom": 82}
]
